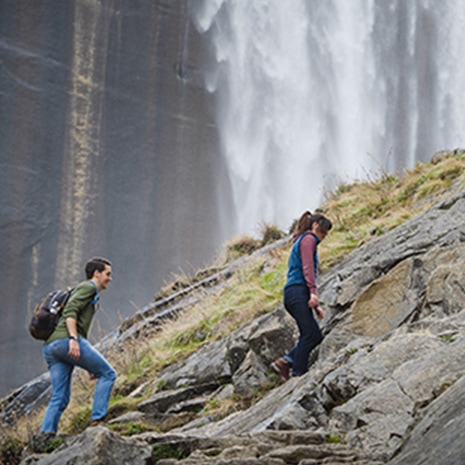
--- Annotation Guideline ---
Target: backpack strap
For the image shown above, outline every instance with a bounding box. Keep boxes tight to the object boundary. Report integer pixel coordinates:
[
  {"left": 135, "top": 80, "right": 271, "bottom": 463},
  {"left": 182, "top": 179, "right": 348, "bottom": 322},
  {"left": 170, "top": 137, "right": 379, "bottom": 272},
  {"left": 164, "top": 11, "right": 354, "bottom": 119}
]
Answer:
[{"left": 88, "top": 280, "right": 99, "bottom": 305}]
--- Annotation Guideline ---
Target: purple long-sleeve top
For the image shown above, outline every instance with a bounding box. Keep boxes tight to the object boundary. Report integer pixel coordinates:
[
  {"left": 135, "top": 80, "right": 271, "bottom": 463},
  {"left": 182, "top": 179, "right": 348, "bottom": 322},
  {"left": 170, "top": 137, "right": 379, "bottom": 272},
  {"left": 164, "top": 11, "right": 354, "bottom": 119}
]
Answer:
[{"left": 299, "top": 233, "right": 318, "bottom": 295}]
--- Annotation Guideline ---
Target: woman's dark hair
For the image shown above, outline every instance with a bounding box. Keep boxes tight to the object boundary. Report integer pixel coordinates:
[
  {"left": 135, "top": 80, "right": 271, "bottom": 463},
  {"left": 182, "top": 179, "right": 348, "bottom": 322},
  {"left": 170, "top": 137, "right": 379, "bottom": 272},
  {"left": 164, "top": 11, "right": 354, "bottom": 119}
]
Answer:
[
  {"left": 294, "top": 211, "right": 332, "bottom": 237},
  {"left": 85, "top": 257, "right": 112, "bottom": 279}
]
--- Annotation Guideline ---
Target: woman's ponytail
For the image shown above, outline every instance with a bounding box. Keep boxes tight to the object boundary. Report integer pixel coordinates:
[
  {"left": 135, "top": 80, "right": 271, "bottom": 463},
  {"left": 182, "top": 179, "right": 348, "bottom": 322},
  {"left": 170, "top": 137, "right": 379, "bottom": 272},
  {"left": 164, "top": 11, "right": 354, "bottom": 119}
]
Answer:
[{"left": 294, "top": 211, "right": 332, "bottom": 236}]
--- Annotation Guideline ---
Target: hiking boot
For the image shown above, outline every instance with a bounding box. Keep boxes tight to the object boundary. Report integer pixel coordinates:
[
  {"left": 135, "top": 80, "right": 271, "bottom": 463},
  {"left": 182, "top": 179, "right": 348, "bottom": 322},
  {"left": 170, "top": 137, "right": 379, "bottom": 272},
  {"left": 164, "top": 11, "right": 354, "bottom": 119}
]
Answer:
[
  {"left": 271, "top": 357, "right": 290, "bottom": 381},
  {"left": 89, "top": 418, "right": 106, "bottom": 427}
]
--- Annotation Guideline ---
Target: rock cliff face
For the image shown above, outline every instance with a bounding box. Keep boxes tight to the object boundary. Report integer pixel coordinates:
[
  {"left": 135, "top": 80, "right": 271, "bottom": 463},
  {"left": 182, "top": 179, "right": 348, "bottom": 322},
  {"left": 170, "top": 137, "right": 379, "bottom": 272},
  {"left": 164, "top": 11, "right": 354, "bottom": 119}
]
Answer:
[
  {"left": 0, "top": 0, "right": 232, "bottom": 397},
  {"left": 5, "top": 187, "right": 465, "bottom": 464}
]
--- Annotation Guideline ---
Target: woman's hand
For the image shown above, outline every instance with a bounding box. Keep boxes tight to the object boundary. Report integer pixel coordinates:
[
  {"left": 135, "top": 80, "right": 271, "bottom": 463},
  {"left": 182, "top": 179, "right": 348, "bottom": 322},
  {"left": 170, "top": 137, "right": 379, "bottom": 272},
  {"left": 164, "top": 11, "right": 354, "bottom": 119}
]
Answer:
[
  {"left": 314, "top": 305, "right": 325, "bottom": 320},
  {"left": 308, "top": 293, "right": 319, "bottom": 308}
]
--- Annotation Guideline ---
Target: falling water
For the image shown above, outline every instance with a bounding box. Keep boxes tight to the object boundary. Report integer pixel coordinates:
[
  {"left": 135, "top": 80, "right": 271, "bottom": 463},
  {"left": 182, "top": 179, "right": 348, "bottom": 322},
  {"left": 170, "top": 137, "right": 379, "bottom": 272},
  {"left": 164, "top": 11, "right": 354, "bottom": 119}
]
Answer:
[{"left": 192, "top": 0, "right": 465, "bottom": 234}]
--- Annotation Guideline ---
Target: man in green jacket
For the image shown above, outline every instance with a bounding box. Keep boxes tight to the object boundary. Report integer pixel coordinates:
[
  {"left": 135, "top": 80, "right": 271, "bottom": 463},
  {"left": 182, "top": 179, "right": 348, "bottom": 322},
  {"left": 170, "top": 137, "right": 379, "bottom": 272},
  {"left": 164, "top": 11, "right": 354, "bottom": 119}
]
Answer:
[{"left": 39, "top": 257, "right": 117, "bottom": 436}]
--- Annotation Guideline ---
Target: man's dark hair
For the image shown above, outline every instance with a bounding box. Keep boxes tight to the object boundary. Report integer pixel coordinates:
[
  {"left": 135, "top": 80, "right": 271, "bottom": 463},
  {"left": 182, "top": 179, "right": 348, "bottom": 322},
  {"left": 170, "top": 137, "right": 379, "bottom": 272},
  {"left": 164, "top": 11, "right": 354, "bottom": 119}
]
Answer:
[{"left": 85, "top": 257, "right": 112, "bottom": 279}]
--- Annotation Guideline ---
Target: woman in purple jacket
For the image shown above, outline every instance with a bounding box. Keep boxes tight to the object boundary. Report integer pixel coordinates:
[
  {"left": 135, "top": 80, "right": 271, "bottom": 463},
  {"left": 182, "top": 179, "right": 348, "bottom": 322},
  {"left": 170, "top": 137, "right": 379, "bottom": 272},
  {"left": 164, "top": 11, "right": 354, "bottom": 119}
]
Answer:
[{"left": 272, "top": 211, "right": 332, "bottom": 380}]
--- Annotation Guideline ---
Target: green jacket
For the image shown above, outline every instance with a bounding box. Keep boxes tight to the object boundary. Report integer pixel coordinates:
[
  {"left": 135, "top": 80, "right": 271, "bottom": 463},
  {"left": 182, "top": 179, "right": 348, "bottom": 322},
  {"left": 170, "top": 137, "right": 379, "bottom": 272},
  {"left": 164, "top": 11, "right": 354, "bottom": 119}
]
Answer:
[{"left": 45, "top": 281, "right": 98, "bottom": 343}]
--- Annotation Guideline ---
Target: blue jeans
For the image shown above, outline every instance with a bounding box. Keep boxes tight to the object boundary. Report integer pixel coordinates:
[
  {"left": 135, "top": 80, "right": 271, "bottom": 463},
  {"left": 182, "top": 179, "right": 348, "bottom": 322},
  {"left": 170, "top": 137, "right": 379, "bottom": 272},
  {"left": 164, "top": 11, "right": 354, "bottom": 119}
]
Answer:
[
  {"left": 283, "top": 285, "right": 323, "bottom": 376},
  {"left": 41, "top": 338, "right": 117, "bottom": 433}
]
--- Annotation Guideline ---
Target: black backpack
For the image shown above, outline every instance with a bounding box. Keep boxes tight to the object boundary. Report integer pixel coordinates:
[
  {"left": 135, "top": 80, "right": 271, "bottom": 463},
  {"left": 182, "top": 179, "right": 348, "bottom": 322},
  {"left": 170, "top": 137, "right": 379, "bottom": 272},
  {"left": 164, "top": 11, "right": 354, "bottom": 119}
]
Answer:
[{"left": 29, "top": 289, "right": 73, "bottom": 340}]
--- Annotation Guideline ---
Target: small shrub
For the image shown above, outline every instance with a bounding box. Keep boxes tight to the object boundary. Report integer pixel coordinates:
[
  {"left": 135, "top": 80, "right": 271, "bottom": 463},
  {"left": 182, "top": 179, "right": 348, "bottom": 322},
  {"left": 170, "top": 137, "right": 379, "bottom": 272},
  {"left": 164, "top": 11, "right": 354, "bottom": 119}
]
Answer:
[
  {"left": 0, "top": 435, "right": 24, "bottom": 465},
  {"left": 204, "top": 397, "right": 221, "bottom": 412},
  {"left": 227, "top": 235, "right": 261, "bottom": 258},
  {"left": 154, "top": 273, "right": 193, "bottom": 301},
  {"left": 260, "top": 223, "right": 285, "bottom": 246},
  {"left": 156, "top": 379, "right": 169, "bottom": 391}
]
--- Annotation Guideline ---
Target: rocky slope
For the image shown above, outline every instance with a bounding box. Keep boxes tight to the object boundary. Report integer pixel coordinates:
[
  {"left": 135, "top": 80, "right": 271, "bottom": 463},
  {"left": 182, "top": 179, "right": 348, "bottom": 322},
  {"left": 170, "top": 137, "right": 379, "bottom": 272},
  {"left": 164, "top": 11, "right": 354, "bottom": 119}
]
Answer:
[{"left": 5, "top": 186, "right": 465, "bottom": 464}]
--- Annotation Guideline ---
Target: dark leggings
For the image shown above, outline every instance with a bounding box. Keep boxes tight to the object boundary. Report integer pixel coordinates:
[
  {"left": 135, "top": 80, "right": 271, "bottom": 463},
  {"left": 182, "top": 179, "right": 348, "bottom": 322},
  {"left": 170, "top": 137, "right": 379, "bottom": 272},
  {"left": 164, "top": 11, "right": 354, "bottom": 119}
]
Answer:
[{"left": 283, "top": 285, "right": 323, "bottom": 376}]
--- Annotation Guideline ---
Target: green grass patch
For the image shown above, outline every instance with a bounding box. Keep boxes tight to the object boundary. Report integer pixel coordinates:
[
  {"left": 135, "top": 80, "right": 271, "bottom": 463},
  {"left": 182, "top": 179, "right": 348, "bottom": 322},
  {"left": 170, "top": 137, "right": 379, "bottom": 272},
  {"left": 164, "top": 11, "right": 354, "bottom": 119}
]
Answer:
[
  {"left": 43, "top": 435, "right": 67, "bottom": 453},
  {"left": 439, "top": 334, "right": 456, "bottom": 343},
  {"left": 65, "top": 407, "right": 92, "bottom": 435},
  {"left": 109, "top": 421, "right": 157, "bottom": 436},
  {"left": 327, "top": 433, "right": 343, "bottom": 444},
  {"left": 152, "top": 443, "right": 189, "bottom": 461}
]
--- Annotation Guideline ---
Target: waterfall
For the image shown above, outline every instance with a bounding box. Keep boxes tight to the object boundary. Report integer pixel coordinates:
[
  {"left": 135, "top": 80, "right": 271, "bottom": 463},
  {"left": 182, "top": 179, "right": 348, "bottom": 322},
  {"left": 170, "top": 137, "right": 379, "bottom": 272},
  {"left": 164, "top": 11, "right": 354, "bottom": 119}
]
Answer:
[{"left": 192, "top": 0, "right": 465, "bottom": 234}]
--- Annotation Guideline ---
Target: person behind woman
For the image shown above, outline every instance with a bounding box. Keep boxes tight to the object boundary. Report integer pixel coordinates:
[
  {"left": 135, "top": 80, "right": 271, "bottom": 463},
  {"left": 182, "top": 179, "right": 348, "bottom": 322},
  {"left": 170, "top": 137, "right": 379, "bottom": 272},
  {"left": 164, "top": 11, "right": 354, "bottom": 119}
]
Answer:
[{"left": 272, "top": 211, "right": 332, "bottom": 380}]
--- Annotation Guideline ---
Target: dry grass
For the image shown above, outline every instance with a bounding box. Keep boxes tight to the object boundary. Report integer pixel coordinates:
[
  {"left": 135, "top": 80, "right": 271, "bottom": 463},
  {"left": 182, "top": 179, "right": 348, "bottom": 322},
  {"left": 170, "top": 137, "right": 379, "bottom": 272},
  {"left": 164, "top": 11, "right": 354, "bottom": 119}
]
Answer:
[{"left": 320, "top": 150, "right": 465, "bottom": 269}]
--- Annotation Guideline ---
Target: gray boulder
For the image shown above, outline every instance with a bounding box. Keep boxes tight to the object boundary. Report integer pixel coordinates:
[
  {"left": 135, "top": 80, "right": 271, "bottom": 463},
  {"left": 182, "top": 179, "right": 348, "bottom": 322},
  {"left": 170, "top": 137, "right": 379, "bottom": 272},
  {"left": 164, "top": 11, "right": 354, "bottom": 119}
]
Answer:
[
  {"left": 387, "top": 375, "right": 465, "bottom": 465},
  {"left": 21, "top": 426, "right": 151, "bottom": 465}
]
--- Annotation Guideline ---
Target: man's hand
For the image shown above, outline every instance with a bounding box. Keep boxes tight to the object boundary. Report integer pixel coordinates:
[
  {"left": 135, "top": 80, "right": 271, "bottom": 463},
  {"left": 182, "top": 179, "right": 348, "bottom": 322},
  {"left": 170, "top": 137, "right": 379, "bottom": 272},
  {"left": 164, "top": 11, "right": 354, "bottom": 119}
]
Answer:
[
  {"left": 66, "top": 317, "right": 80, "bottom": 360},
  {"left": 68, "top": 339, "right": 80, "bottom": 360}
]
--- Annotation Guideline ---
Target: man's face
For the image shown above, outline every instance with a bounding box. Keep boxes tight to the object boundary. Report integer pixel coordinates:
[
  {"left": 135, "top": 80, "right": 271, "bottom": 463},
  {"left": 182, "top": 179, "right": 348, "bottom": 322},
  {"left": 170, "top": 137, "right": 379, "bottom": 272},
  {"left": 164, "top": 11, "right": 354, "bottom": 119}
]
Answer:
[{"left": 94, "top": 264, "right": 112, "bottom": 290}]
